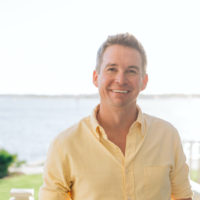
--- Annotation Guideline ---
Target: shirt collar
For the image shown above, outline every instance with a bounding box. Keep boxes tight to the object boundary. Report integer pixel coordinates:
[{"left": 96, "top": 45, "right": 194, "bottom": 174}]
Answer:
[
  {"left": 130, "top": 105, "right": 146, "bottom": 137},
  {"left": 90, "top": 105, "right": 104, "bottom": 139},
  {"left": 90, "top": 104, "right": 146, "bottom": 139}
]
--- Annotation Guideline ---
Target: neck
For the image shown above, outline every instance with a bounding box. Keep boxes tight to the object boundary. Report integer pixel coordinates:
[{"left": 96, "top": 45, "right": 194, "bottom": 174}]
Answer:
[{"left": 97, "top": 103, "right": 138, "bottom": 135}]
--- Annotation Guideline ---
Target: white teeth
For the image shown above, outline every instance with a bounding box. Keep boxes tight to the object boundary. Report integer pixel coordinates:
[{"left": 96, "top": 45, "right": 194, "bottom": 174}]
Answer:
[{"left": 112, "top": 90, "right": 128, "bottom": 93}]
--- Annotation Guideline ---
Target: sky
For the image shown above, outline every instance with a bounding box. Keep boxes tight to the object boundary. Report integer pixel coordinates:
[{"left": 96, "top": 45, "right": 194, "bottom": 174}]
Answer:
[{"left": 0, "top": 0, "right": 200, "bottom": 95}]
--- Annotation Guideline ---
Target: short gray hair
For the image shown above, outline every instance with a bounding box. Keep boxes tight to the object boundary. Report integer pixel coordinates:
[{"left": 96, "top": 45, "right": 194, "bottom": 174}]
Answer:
[{"left": 95, "top": 33, "right": 147, "bottom": 76}]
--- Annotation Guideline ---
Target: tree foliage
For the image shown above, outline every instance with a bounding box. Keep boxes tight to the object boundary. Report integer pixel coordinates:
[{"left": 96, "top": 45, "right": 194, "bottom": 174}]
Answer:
[{"left": 0, "top": 149, "right": 17, "bottom": 178}]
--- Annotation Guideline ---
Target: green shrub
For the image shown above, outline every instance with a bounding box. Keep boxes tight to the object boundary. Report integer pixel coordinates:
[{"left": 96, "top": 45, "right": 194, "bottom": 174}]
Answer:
[{"left": 0, "top": 149, "right": 17, "bottom": 178}]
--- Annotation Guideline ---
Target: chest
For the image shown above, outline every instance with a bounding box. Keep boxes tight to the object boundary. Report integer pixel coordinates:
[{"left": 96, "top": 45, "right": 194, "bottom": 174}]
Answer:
[
  {"left": 69, "top": 135, "right": 173, "bottom": 200},
  {"left": 106, "top": 131, "right": 127, "bottom": 155}
]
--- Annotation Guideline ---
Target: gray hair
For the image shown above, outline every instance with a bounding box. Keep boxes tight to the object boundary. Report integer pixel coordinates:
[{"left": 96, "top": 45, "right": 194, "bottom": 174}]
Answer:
[{"left": 95, "top": 33, "right": 147, "bottom": 76}]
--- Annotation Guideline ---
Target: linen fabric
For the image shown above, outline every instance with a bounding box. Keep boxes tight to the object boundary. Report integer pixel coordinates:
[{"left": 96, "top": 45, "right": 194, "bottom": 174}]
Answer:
[{"left": 39, "top": 105, "right": 193, "bottom": 200}]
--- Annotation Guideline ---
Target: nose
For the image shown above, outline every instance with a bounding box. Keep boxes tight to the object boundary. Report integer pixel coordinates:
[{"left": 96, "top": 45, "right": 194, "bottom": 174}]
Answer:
[{"left": 115, "top": 71, "right": 127, "bottom": 85}]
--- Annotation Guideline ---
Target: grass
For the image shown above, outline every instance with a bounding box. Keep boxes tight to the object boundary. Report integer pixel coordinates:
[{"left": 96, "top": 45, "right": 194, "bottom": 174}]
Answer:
[{"left": 0, "top": 173, "right": 43, "bottom": 200}]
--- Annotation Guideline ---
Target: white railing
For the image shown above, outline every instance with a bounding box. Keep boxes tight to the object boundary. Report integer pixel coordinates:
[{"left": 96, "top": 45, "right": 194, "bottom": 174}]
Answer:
[
  {"left": 191, "top": 180, "right": 200, "bottom": 199},
  {"left": 10, "top": 188, "right": 34, "bottom": 200},
  {"left": 183, "top": 141, "right": 200, "bottom": 171}
]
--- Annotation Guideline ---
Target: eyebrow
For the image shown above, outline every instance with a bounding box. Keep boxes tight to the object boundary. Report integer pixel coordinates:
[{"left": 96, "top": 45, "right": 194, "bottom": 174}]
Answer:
[
  {"left": 105, "top": 63, "right": 118, "bottom": 68},
  {"left": 127, "top": 66, "right": 140, "bottom": 71},
  {"left": 105, "top": 63, "right": 140, "bottom": 70}
]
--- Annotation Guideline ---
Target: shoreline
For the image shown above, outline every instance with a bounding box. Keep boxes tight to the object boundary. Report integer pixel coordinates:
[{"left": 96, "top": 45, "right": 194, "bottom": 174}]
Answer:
[{"left": 1, "top": 93, "right": 200, "bottom": 99}]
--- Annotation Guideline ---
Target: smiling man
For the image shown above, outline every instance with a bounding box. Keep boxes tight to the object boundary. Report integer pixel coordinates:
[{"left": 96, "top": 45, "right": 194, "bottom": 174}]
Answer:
[{"left": 39, "top": 33, "right": 193, "bottom": 200}]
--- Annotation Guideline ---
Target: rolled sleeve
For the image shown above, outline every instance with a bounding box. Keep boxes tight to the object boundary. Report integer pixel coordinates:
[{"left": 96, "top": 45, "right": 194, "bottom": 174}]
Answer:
[{"left": 39, "top": 138, "right": 72, "bottom": 200}]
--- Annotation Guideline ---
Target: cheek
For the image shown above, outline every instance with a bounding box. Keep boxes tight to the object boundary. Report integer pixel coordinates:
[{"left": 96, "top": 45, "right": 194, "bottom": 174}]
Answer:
[
  {"left": 130, "top": 77, "right": 141, "bottom": 85},
  {"left": 98, "top": 74, "right": 110, "bottom": 85},
  {"left": 129, "top": 78, "right": 144, "bottom": 90}
]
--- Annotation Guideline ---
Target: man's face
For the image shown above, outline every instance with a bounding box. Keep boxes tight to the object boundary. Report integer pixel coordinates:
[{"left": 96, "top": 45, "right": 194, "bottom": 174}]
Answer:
[{"left": 93, "top": 44, "right": 148, "bottom": 108}]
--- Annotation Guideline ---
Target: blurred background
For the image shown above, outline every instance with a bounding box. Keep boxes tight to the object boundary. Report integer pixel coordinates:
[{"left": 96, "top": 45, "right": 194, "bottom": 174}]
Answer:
[{"left": 0, "top": 0, "right": 200, "bottom": 185}]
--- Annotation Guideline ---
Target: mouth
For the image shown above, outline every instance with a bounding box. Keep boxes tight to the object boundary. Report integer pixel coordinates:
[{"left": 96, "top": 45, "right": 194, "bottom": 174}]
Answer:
[{"left": 111, "top": 89, "right": 129, "bottom": 94}]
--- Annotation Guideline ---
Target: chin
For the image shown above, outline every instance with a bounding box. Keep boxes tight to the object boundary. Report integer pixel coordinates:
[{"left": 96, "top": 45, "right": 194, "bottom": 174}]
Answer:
[{"left": 109, "top": 100, "right": 136, "bottom": 108}]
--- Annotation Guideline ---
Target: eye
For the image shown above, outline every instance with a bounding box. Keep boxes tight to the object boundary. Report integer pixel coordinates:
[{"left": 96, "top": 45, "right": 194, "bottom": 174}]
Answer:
[
  {"left": 127, "top": 69, "right": 137, "bottom": 74},
  {"left": 107, "top": 67, "right": 117, "bottom": 72}
]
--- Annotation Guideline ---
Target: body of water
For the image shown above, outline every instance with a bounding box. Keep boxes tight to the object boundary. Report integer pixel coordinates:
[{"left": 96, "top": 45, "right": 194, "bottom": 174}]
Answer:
[{"left": 0, "top": 95, "right": 200, "bottom": 163}]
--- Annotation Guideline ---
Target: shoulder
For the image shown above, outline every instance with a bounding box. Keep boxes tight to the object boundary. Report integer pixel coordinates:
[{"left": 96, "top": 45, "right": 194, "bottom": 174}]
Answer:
[
  {"left": 55, "top": 115, "right": 91, "bottom": 142},
  {"left": 142, "top": 113, "right": 183, "bottom": 154},
  {"left": 50, "top": 115, "right": 93, "bottom": 152},
  {"left": 144, "top": 113, "right": 177, "bottom": 130},
  {"left": 143, "top": 113, "right": 180, "bottom": 139}
]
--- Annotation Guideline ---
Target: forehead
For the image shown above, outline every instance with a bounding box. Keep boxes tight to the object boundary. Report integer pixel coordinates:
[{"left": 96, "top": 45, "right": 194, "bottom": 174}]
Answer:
[{"left": 101, "top": 45, "right": 142, "bottom": 66}]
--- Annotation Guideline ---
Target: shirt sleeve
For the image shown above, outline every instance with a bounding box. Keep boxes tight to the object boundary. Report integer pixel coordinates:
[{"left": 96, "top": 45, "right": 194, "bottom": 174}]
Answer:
[
  {"left": 170, "top": 132, "right": 193, "bottom": 199},
  {"left": 39, "top": 137, "right": 72, "bottom": 200}
]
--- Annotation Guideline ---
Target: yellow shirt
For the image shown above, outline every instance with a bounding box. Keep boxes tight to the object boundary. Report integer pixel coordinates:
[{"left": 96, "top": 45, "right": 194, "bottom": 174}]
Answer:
[{"left": 39, "top": 105, "right": 193, "bottom": 200}]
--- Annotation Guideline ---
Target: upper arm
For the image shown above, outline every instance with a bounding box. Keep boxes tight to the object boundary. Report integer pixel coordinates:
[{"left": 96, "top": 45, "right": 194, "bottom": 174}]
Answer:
[
  {"left": 39, "top": 138, "right": 72, "bottom": 200},
  {"left": 170, "top": 132, "right": 193, "bottom": 199}
]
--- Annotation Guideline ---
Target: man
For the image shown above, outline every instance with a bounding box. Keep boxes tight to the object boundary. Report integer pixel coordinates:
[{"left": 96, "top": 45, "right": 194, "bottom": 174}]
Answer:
[{"left": 39, "top": 33, "right": 193, "bottom": 200}]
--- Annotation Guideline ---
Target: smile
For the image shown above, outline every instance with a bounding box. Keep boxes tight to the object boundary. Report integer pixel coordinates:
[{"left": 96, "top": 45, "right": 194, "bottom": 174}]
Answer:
[{"left": 112, "top": 90, "right": 128, "bottom": 93}]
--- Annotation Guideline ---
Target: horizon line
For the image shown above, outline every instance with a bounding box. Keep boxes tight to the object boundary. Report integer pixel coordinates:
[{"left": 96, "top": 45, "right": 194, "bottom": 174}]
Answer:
[{"left": 0, "top": 93, "right": 200, "bottom": 98}]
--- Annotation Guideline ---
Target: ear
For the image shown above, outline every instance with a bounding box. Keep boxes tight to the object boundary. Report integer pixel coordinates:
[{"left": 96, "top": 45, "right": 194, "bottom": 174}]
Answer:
[
  {"left": 141, "top": 74, "right": 148, "bottom": 91},
  {"left": 93, "top": 70, "right": 99, "bottom": 88}
]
